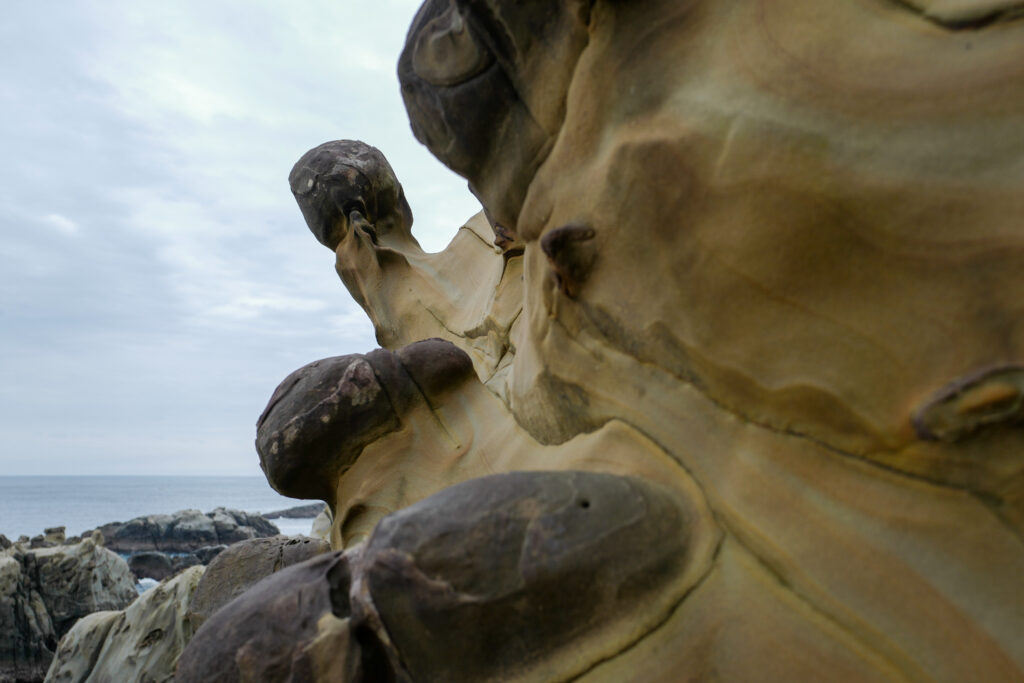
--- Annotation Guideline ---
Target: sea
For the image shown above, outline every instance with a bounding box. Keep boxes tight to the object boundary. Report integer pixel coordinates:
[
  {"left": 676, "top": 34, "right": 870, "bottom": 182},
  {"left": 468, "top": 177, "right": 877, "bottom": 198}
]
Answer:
[{"left": 0, "top": 476, "right": 321, "bottom": 540}]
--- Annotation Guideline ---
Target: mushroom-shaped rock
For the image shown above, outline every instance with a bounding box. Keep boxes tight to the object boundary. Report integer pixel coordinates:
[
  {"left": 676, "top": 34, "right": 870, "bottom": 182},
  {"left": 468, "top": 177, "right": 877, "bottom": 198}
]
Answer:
[
  {"left": 256, "top": 354, "right": 400, "bottom": 501},
  {"left": 289, "top": 140, "right": 414, "bottom": 252},
  {"left": 175, "top": 470, "right": 713, "bottom": 682},
  {"left": 355, "top": 470, "right": 709, "bottom": 682},
  {"left": 256, "top": 339, "right": 475, "bottom": 501}
]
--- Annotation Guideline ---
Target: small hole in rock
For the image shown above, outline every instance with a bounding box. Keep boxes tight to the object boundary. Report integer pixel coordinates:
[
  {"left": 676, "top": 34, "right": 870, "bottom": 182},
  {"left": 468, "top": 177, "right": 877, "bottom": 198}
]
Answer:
[{"left": 579, "top": 499, "right": 590, "bottom": 509}]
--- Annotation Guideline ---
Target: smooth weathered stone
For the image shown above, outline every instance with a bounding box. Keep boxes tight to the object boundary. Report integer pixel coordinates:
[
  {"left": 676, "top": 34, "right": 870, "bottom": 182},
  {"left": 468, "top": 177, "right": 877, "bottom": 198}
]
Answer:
[
  {"left": 46, "top": 566, "right": 205, "bottom": 683},
  {"left": 256, "top": 353, "right": 403, "bottom": 501},
  {"left": 290, "top": 141, "right": 522, "bottom": 391},
  {"left": 289, "top": 140, "right": 413, "bottom": 254},
  {"left": 178, "top": 471, "right": 713, "bottom": 683},
  {"left": 398, "top": 0, "right": 591, "bottom": 230},
  {"left": 240, "top": 0, "right": 1024, "bottom": 679},
  {"left": 403, "top": 0, "right": 1024, "bottom": 678},
  {"left": 259, "top": 333, "right": 702, "bottom": 550},
  {"left": 176, "top": 551, "right": 358, "bottom": 683},
  {"left": 357, "top": 470, "right": 711, "bottom": 682},
  {"left": 187, "top": 535, "right": 331, "bottom": 632}
]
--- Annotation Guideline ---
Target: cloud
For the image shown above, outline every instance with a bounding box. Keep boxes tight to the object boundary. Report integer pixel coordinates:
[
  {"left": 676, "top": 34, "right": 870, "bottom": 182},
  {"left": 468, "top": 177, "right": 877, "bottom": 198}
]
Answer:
[
  {"left": 0, "top": 0, "right": 481, "bottom": 476},
  {"left": 42, "top": 213, "right": 80, "bottom": 236}
]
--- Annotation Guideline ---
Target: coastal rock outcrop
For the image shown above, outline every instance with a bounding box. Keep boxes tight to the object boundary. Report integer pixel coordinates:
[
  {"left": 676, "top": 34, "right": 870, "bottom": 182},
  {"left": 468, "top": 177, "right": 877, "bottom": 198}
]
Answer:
[
  {"left": 45, "top": 566, "right": 204, "bottom": 683},
  {"left": 44, "top": 534, "right": 329, "bottom": 683},
  {"left": 263, "top": 503, "right": 327, "bottom": 520},
  {"left": 127, "top": 552, "right": 189, "bottom": 583},
  {"left": 92, "top": 508, "right": 279, "bottom": 554},
  {"left": 0, "top": 533, "right": 136, "bottom": 682}
]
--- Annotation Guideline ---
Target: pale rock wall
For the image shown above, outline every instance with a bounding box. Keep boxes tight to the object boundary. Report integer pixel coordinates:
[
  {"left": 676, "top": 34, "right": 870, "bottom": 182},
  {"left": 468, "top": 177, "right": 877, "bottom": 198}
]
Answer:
[
  {"left": 0, "top": 533, "right": 136, "bottom": 682},
  {"left": 45, "top": 566, "right": 204, "bottom": 683}
]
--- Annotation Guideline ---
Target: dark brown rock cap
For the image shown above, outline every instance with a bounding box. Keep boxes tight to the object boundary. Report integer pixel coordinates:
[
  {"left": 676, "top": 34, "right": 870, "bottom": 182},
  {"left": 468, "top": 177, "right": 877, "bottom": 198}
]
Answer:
[
  {"left": 177, "top": 470, "right": 706, "bottom": 682},
  {"left": 398, "top": 0, "right": 591, "bottom": 230},
  {"left": 256, "top": 339, "right": 475, "bottom": 501},
  {"left": 289, "top": 140, "right": 414, "bottom": 251},
  {"left": 356, "top": 470, "right": 699, "bottom": 682}
]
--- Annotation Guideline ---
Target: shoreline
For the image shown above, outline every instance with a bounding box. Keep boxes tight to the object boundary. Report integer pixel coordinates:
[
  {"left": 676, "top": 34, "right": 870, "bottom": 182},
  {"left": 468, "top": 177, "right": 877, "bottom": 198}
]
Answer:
[{"left": 0, "top": 475, "right": 312, "bottom": 539}]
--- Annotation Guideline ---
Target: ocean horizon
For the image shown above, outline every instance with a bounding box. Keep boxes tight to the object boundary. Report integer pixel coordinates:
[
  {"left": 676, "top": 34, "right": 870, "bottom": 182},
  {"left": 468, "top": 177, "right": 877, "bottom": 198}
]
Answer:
[{"left": 0, "top": 475, "right": 319, "bottom": 539}]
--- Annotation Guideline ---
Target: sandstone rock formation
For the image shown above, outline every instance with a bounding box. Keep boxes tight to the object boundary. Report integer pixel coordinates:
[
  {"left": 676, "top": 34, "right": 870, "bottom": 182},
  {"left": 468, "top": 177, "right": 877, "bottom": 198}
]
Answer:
[
  {"left": 45, "top": 566, "right": 204, "bottom": 683},
  {"left": 178, "top": 470, "right": 712, "bottom": 682},
  {"left": 186, "top": 535, "right": 330, "bottom": 632},
  {"left": 288, "top": 141, "right": 522, "bottom": 397},
  {"left": 92, "top": 508, "right": 278, "bottom": 554},
  {"left": 194, "top": 0, "right": 1024, "bottom": 680},
  {"left": 1, "top": 533, "right": 136, "bottom": 682}
]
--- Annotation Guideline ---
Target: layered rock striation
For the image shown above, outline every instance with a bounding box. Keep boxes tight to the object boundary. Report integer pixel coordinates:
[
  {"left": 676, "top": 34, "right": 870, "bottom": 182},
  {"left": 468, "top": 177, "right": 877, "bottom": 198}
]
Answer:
[
  {"left": 187, "top": 1, "right": 1024, "bottom": 680},
  {"left": 45, "top": 566, "right": 205, "bottom": 683},
  {"left": 0, "top": 533, "right": 136, "bottom": 682}
]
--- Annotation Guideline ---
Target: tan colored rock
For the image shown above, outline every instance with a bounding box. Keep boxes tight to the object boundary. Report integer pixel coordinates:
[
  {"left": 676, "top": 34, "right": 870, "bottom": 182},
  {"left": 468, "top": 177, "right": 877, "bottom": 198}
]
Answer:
[
  {"left": 240, "top": 0, "right": 1024, "bottom": 680},
  {"left": 290, "top": 141, "right": 521, "bottom": 394},
  {"left": 258, "top": 337, "right": 705, "bottom": 549},
  {"left": 392, "top": 1, "right": 1024, "bottom": 680},
  {"left": 43, "top": 611, "right": 119, "bottom": 683},
  {"left": 46, "top": 566, "right": 205, "bottom": 683}
]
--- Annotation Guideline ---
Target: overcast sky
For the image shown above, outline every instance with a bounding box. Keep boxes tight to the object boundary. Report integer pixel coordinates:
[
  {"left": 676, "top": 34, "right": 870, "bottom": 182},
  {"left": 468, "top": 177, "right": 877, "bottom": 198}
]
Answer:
[{"left": 0, "top": 1, "right": 481, "bottom": 475}]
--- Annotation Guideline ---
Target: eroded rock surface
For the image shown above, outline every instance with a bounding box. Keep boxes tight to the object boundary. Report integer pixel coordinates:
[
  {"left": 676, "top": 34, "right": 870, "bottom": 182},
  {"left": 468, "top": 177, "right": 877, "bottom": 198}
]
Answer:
[
  {"left": 398, "top": 0, "right": 591, "bottom": 230},
  {"left": 290, "top": 141, "right": 522, "bottom": 394},
  {"left": 1, "top": 534, "right": 136, "bottom": 682},
  {"left": 43, "top": 534, "right": 331, "bottom": 683},
  {"left": 237, "top": 0, "right": 1024, "bottom": 679},
  {"left": 177, "top": 471, "right": 714, "bottom": 682},
  {"left": 45, "top": 566, "right": 204, "bottom": 683}
]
